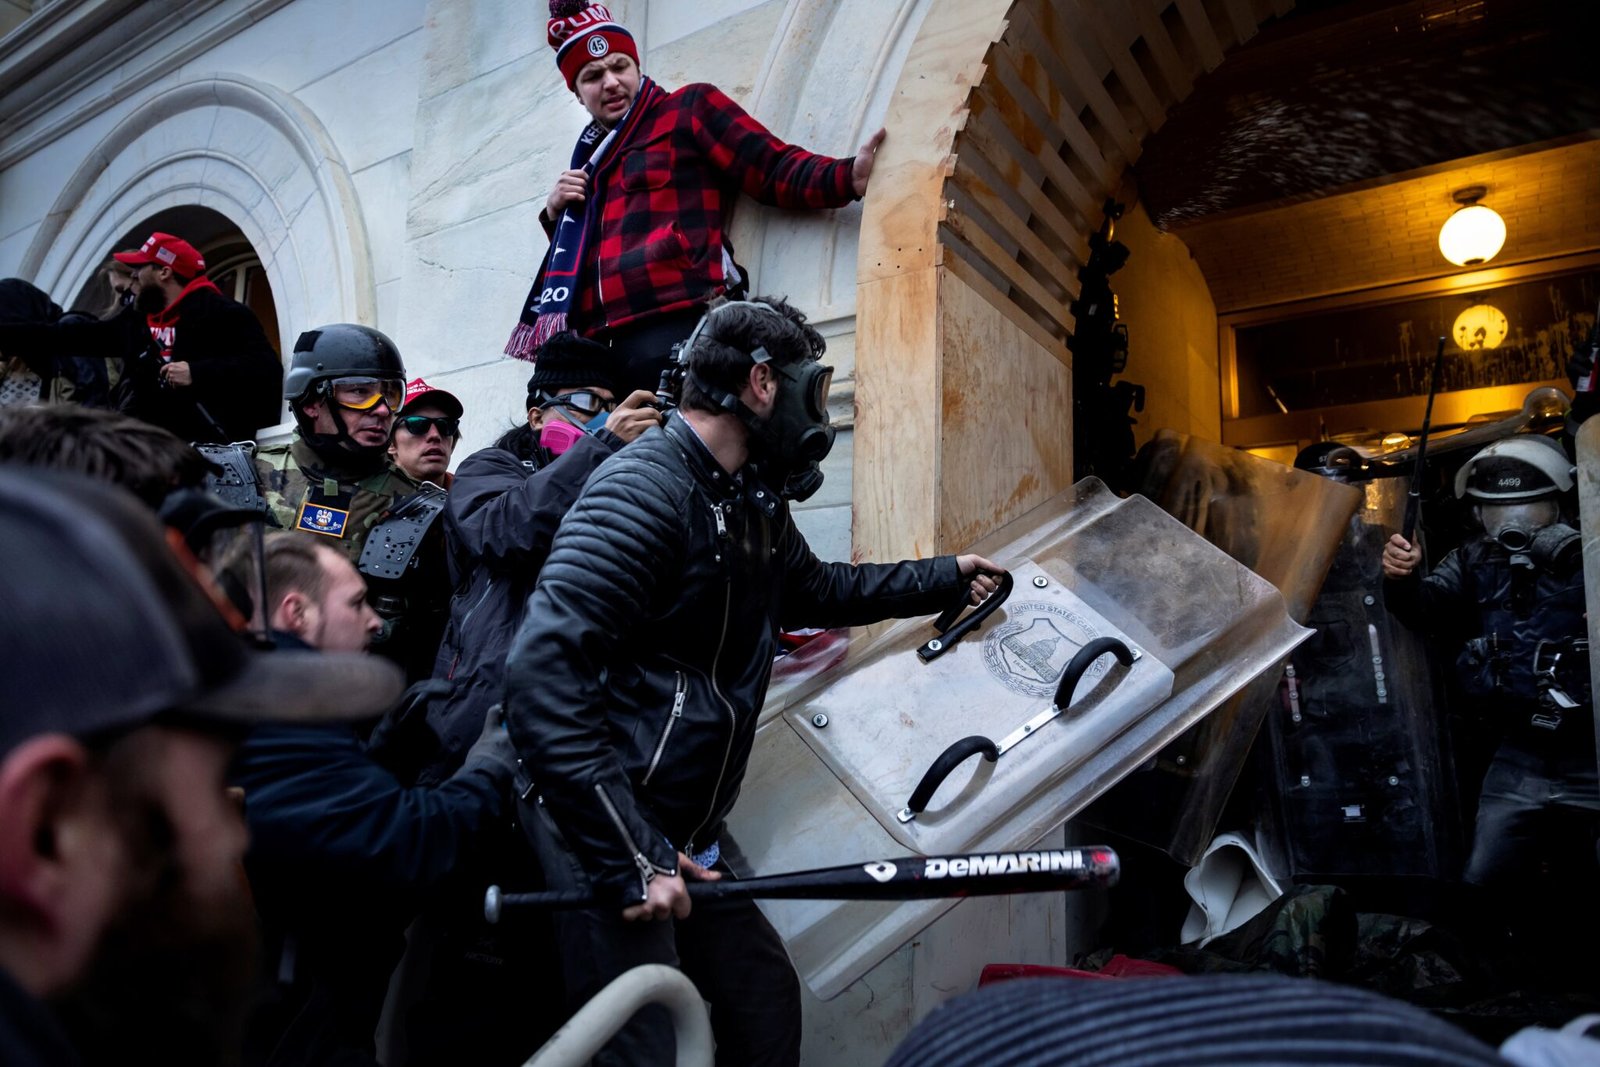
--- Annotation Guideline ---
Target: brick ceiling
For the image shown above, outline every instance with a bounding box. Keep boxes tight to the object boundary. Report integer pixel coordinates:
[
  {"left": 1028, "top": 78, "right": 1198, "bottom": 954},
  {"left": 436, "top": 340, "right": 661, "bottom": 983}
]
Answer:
[{"left": 1133, "top": 0, "right": 1600, "bottom": 313}]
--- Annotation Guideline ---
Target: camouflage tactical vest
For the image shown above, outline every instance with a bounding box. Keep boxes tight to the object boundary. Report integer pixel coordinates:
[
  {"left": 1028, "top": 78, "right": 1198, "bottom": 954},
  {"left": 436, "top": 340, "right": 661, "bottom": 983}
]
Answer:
[{"left": 253, "top": 437, "right": 418, "bottom": 562}]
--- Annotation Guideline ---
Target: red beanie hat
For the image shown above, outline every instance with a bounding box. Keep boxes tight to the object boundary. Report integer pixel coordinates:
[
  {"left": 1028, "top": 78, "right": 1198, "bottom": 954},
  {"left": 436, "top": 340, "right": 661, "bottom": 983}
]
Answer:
[{"left": 548, "top": 1, "right": 639, "bottom": 90}]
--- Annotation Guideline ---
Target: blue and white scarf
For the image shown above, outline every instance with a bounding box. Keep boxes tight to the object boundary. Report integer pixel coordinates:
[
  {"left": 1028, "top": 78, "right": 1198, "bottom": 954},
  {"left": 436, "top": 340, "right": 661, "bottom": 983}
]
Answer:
[{"left": 504, "top": 76, "right": 663, "bottom": 361}]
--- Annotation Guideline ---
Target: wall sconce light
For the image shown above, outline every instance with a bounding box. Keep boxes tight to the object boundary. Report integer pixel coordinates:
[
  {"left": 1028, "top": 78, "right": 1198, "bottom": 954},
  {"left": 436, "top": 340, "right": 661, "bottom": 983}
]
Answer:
[
  {"left": 1438, "top": 186, "right": 1506, "bottom": 267},
  {"left": 1452, "top": 303, "right": 1509, "bottom": 350}
]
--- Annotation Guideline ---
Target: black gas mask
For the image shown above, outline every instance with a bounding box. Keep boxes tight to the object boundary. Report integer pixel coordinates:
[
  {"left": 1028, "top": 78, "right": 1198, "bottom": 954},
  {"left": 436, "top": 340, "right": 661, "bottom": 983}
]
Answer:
[
  {"left": 684, "top": 302, "right": 836, "bottom": 501},
  {"left": 750, "top": 356, "right": 835, "bottom": 501}
]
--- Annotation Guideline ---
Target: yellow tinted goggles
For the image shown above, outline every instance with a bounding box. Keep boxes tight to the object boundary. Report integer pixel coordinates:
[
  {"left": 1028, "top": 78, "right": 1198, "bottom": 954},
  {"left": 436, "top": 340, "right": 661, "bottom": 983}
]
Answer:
[{"left": 328, "top": 376, "right": 404, "bottom": 412}]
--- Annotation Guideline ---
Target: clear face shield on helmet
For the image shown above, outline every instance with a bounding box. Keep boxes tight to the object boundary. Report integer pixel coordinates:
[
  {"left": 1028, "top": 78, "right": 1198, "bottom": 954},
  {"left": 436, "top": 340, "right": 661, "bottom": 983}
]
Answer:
[
  {"left": 158, "top": 488, "right": 272, "bottom": 644},
  {"left": 207, "top": 521, "right": 274, "bottom": 645}
]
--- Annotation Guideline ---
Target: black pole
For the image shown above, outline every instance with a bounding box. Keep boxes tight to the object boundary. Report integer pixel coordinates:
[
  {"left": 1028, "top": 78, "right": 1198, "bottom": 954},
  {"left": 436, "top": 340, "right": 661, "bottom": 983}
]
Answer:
[{"left": 1400, "top": 336, "right": 1447, "bottom": 543}]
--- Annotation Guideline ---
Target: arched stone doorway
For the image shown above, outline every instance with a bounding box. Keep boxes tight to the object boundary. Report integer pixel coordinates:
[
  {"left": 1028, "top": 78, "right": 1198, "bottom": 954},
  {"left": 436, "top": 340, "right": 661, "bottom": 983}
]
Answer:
[
  {"left": 20, "top": 74, "right": 374, "bottom": 358},
  {"left": 70, "top": 204, "right": 282, "bottom": 356},
  {"left": 854, "top": 0, "right": 1287, "bottom": 562},
  {"left": 856, "top": 0, "right": 1600, "bottom": 562}
]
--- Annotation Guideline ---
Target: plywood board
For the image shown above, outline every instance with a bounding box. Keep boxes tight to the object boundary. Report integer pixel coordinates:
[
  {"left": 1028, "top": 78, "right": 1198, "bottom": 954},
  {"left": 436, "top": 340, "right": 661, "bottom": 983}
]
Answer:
[
  {"left": 854, "top": 269, "right": 943, "bottom": 563},
  {"left": 940, "top": 210, "right": 1075, "bottom": 337},
  {"left": 987, "top": 35, "right": 1114, "bottom": 194},
  {"left": 1132, "top": 1, "right": 1196, "bottom": 99},
  {"left": 946, "top": 165, "right": 1085, "bottom": 299},
  {"left": 1176, "top": 0, "right": 1228, "bottom": 70},
  {"left": 857, "top": 0, "right": 1011, "bottom": 285},
  {"left": 960, "top": 104, "right": 1093, "bottom": 239},
  {"left": 1012, "top": 2, "right": 1141, "bottom": 163},
  {"left": 943, "top": 251, "right": 1073, "bottom": 366},
  {"left": 1071, "top": 0, "right": 1169, "bottom": 131},
  {"left": 936, "top": 266, "right": 1074, "bottom": 551}
]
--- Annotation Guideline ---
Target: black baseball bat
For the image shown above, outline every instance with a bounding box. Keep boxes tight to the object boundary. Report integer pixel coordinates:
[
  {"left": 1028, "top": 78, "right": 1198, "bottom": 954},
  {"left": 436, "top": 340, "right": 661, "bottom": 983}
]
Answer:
[
  {"left": 485, "top": 846, "right": 1120, "bottom": 922},
  {"left": 1400, "top": 335, "right": 1448, "bottom": 542}
]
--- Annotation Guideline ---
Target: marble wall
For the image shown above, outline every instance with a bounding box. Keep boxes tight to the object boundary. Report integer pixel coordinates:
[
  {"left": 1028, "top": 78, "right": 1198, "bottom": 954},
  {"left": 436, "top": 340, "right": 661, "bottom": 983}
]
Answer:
[{"left": 0, "top": 0, "right": 892, "bottom": 558}]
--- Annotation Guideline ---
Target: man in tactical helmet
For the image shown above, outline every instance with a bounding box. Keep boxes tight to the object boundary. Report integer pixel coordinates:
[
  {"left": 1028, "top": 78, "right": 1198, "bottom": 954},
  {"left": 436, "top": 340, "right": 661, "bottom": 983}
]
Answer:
[
  {"left": 251, "top": 324, "right": 449, "bottom": 680},
  {"left": 503, "top": 296, "right": 1004, "bottom": 1067},
  {"left": 1382, "top": 434, "right": 1598, "bottom": 961},
  {"left": 253, "top": 324, "right": 417, "bottom": 555}
]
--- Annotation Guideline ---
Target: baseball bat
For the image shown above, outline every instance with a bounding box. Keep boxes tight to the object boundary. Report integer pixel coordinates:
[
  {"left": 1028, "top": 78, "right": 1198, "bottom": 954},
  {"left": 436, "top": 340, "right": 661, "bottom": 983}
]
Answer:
[{"left": 485, "top": 846, "right": 1120, "bottom": 922}]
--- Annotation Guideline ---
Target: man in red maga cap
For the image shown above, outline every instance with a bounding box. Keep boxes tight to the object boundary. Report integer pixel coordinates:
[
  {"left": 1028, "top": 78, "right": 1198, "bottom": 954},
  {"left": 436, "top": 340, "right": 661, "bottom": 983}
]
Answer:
[
  {"left": 115, "top": 231, "right": 283, "bottom": 444},
  {"left": 387, "top": 378, "right": 464, "bottom": 487}
]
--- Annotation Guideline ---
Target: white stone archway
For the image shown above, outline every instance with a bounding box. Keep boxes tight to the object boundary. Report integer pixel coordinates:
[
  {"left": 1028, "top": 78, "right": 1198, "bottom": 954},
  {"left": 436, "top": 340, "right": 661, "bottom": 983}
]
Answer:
[
  {"left": 19, "top": 74, "right": 375, "bottom": 349},
  {"left": 735, "top": 0, "right": 934, "bottom": 324}
]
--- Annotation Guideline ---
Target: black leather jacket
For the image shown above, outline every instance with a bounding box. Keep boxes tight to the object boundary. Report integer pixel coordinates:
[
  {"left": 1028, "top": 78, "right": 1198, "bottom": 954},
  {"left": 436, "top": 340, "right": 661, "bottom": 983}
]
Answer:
[{"left": 504, "top": 412, "right": 962, "bottom": 900}]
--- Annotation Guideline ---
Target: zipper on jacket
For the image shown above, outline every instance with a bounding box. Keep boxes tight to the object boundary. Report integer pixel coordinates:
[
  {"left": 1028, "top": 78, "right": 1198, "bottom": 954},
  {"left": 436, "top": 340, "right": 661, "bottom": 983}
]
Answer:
[
  {"left": 448, "top": 576, "right": 498, "bottom": 680},
  {"left": 711, "top": 502, "right": 727, "bottom": 563},
  {"left": 641, "top": 671, "right": 687, "bottom": 786},
  {"left": 595, "top": 783, "right": 674, "bottom": 898},
  {"left": 686, "top": 570, "right": 737, "bottom": 855}
]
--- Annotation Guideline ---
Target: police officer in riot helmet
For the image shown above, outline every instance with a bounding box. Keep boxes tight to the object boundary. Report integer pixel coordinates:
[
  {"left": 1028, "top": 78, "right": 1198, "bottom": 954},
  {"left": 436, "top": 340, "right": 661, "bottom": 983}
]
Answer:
[
  {"left": 1382, "top": 434, "right": 1597, "bottom": 965},
  {"left": 248, "top": 324, "right": 449, "bottom": 680}
]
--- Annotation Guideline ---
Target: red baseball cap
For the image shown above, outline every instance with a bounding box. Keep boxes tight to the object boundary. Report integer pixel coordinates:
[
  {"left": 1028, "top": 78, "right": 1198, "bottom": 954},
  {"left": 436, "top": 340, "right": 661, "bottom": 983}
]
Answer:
[
  {"left": 398, "top": 377, "right": 464, "bottom": 419},
  {"left": 114, "top": 232, "right": 207, "bottom": 277}
]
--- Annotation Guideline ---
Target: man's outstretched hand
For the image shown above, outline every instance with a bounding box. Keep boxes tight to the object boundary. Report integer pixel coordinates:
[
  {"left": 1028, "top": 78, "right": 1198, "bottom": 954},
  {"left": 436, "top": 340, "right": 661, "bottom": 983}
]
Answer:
[{"left": 852, "top": 128, "right": 886, "bottom": 198}]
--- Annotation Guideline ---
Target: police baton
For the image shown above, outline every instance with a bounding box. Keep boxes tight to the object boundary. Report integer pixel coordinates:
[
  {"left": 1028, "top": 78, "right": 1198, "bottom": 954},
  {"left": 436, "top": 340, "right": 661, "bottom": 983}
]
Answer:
[{"left": 1400, "top": 336, "right": 1448, "bottom": 543}]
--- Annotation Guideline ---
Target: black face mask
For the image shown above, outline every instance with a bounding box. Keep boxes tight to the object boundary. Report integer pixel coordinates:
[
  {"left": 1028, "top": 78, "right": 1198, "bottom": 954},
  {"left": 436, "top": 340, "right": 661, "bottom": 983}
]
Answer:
[
  {"left": 749, "top": 359, "right": 835, "bottom": 501},
  {"left": 681, "top": 300, "right": 835, "bottom": 500}
]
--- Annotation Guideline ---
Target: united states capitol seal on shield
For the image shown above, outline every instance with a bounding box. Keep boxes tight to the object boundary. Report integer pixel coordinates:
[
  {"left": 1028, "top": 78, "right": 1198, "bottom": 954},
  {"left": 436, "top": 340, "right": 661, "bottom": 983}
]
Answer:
[{"left": 982, "top": 601, "right": 1106, "bottom": 698}]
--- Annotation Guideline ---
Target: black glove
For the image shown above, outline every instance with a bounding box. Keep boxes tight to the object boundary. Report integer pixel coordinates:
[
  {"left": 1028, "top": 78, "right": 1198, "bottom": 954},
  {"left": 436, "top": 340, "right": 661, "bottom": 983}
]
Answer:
[{"left": 458, "top": 705, "right": 519, "bottom": 783}]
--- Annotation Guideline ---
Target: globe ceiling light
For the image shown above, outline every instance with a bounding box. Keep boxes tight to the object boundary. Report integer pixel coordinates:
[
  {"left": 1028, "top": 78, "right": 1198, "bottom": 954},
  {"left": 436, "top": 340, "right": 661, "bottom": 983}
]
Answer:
[
  {"left": 1438, "top": 186, "right": 1506, "bottom": 267},
  {"left": 1452, "top": 303, "right": 1509, "bottom": 350}
]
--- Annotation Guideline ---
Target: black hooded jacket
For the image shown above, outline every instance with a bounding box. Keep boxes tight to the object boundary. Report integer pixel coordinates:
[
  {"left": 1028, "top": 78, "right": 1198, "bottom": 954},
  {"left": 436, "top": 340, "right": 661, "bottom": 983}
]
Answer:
[
  {"left": 503, "top": 412, "right": 962, "bottom": 901},
  {"left": 422, "top": 427, "right": 623, "bottom": 779}
]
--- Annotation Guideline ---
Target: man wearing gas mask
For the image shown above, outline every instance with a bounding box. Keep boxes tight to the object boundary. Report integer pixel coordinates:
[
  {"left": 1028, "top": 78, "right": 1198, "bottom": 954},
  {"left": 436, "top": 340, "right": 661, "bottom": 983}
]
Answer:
[
  {"left": 1382, "top": 435, "right": 1597, "bottom": 942},
  {"left": 503, "top": 297, "right": 1004, "bottom": 1067}
]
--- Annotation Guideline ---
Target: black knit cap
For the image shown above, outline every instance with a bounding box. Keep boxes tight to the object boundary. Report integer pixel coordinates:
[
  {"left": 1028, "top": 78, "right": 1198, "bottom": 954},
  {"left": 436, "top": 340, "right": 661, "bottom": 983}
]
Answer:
[{"left": 526, "top": 331, "right": 623, "bottom": 407}]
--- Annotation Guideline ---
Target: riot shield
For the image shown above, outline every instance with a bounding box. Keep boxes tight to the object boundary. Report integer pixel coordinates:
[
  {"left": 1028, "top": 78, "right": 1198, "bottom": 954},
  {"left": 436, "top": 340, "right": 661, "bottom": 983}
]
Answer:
[
  {"left": 726, "top": 477, "right": 1311, "bottom": 998},
  {"left": 1258, "top": 473, "right": 1461, "bottom": 879},
  {"left": 1081, "top": 431, "right": 1362, "bottom": 863}
]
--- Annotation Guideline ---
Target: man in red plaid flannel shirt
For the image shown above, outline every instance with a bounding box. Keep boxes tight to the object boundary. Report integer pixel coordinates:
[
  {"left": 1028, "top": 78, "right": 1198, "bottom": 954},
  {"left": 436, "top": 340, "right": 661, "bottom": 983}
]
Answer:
[{"left": 521, "top": 1, "right": 885, "bottom": 395}]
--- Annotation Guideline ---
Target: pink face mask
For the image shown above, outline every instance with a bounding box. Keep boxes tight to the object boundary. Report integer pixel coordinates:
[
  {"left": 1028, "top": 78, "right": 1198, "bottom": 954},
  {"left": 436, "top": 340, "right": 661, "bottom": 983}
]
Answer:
[{"left": 540, "top": 418, "right": 586, "bottom": 456}]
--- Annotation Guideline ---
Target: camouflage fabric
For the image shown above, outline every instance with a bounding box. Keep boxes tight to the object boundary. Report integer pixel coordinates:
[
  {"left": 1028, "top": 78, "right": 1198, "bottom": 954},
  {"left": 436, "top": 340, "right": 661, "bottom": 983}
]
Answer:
[
  {"left": 1156, "top": 883, "right": 1357, "bottom": 978},
  {"left": 253, "top": 437, "right": 417, "bottom": 562}
]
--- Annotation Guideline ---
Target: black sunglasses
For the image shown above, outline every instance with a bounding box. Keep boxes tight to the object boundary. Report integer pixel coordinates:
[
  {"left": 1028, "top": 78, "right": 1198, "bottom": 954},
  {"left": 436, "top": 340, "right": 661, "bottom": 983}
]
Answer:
[{"left": 394, "top": 415, "right": 461, "bottom": 438}]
